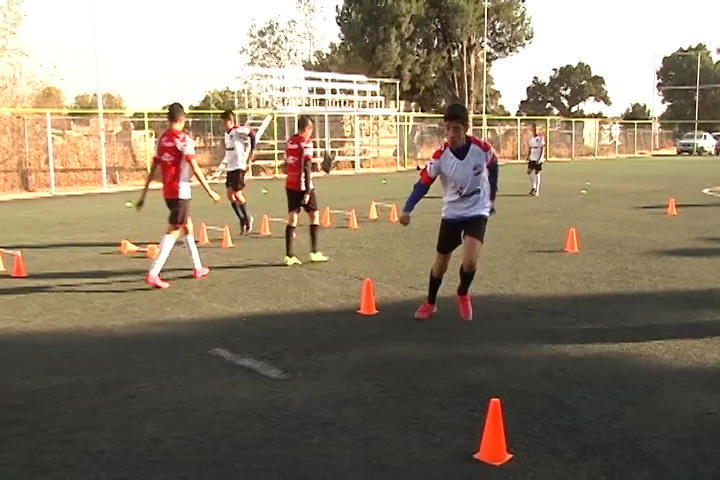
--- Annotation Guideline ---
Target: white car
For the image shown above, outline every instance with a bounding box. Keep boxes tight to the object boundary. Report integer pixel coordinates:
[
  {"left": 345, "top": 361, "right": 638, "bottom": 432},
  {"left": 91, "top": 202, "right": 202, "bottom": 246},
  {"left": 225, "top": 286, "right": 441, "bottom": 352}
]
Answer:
[{"left": 676, "top": 131, "right": 718, "bottom": 155}]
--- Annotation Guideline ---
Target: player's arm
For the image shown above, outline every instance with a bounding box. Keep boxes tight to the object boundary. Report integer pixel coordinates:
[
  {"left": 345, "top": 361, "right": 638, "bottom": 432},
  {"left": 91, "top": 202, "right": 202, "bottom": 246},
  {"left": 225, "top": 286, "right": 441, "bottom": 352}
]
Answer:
[
  {"left": 248, "top": 130, "right": 256, "bottom": 162},
  {"left": 188, "top": 157, "right": 220, "bottom": 203},
  {"left": 400, "top": 163, "right": 437, "bottom": 226},
  {"left": 136, "top": 161, "right": 158, "bottom": 210},
  {"left": 302, "top": 141, "right": 314, "bottom": 203},
  {"left": 488, "top": 150, "right": 499, "bottom": 215}
]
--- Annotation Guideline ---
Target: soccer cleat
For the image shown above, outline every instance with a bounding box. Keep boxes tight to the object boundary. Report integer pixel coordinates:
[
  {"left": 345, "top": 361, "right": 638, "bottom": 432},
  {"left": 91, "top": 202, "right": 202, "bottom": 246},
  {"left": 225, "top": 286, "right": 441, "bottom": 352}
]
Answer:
[
  {"left": 414, "top": 301, "right": 438, "bottom": 321},
  {"left": 528, "top": 188, "right": 536, "bottom": 196},
  {"left": 192, "top": 266, "right": 210, "bottom": 279},
  {"left": 284, "top": 256, "right": 302, "bottom": 266},
  {"left": 533, "top": 190, "right": 540, "bottom": 197},
  {"left": 457, "top": 294, "right": 473, "bottom": 322},
  {"left": 309, "top": 251, "right": 329, "bottom": 263},
  {"left": 145, "top": 273, "right": 170, "bottom": 289}
]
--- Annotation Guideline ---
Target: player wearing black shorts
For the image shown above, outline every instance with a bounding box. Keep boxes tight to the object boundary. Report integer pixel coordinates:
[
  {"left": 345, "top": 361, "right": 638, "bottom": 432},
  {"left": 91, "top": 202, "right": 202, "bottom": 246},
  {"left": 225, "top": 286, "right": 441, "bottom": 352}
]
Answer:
[
  {"left": 283, "top": 115, "right": 328, "bottom": 266},
  {"left": 527, "top": 124, "right": 545, "bottom": 196},
  {"left": 400, "top": 104, "right": 499, "bottom": 322},
  {"left": 221, "top": 111, "right": 255, "bottom": 233}
]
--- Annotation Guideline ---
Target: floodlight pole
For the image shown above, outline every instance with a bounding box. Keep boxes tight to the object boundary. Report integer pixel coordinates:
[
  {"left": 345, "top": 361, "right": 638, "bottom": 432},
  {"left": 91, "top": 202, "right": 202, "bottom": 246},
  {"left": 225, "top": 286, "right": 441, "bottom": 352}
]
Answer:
[
  {"left": 91, "top": 0, "right": 107, "bottom": 189},
  {"left": 481, "top": 0, "right": 488, "bottom": 139},
  {"left": 694, "top": 52, "right": 700, "bottom": 148}
]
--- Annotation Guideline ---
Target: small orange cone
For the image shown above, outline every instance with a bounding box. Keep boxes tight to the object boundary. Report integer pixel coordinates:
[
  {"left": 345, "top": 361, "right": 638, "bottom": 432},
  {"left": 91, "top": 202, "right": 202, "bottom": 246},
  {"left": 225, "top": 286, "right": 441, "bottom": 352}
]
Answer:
[
  {"left": 357, "top": 278, "right": 378, "bottom": 315},
  {"left": 145, "top": 243, "right": 159, "bottom": 260},
  {"left": 473, "top": 398, "right": 513, "bottom": 466},
  {"left": 119, "top": 239, "right": 140, "bottom": 255},
  {"left": 11, "top": 251, "right": 27, "bottom": 278},
  {"left": 368, "top": 201, "right": 378, "bottom": 220},
  {"left": 388, "top": 203, "right": 399, "bottom": 223},
  {"left": 348, "top": 209, "right": 359, "bottom": 230},
  {"left": 666, "top": 198, "right": 678, "bottom": 216},
  {"left": 564, "top": 227, "right": 580, "bottom": 254},
  {"left": 0, "top": 252, "right": 5, "bottom": 272},
  {"left": 221, "top": 225, "right": 234, "bottom": 248},
  {"left": 198, "top": 223, "right": 210, "bottom": 245},
  {"left": 259, "top": 215, "right": 272, "bottom": 236},
  {"left": 321, "top": 206, "right": 332, "bottom": 227}
]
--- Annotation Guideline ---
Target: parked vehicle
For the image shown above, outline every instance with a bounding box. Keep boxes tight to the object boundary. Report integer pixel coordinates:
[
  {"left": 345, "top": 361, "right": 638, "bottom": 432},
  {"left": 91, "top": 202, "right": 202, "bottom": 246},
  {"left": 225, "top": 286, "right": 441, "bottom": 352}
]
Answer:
[{"left": 676, "top": 131, "right": 718, "bottom": 155}]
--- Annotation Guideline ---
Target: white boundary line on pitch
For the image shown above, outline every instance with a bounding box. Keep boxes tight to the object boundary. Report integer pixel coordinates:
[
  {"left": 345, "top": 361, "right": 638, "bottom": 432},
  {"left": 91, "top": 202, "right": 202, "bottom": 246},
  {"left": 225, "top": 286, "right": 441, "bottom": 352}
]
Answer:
[
  {"left": 208, "top": 348, "right": 290, "bottom": 380},
  {"left": 701, "top": 186, "right": 720, "bottom": 198}
]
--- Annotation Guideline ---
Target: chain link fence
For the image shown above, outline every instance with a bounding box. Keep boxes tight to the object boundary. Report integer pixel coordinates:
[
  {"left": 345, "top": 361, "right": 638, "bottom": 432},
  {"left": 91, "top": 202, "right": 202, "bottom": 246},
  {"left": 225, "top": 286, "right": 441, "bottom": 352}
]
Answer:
[{"left": 1, "top": 108, "right": 715, "bottom": 195}]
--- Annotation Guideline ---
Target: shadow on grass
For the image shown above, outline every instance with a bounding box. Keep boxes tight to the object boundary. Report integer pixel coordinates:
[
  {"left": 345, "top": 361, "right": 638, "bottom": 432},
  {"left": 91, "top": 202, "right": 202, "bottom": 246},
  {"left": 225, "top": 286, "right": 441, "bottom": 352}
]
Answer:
[
  {"left": 654, "top": 247, "right": 720, "bottom": 258},
  {"left": 635, "top": 203, "right": 720, "bottom": 210},
  {"left": 1, "top": 289, "right": 719, "bottom": 479}
]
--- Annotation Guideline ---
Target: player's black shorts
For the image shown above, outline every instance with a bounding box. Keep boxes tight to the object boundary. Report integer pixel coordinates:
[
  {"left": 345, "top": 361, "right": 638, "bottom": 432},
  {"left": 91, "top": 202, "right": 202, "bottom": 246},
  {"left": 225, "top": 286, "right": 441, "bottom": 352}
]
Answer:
[
  {"left": 286, "top": 189, "right": 318, "bottom": 213},
  {"left": 226, "top": 169, "right": 246, "bottom": 190},
  {"left": 436, "top": 215, "right": 488, "bottom": 254},
  {"left": 527, "top": 161, "right": 543, "bottom": 172},
  {"left": 165, "top": 199, "right": 190, "bottom": 227}
]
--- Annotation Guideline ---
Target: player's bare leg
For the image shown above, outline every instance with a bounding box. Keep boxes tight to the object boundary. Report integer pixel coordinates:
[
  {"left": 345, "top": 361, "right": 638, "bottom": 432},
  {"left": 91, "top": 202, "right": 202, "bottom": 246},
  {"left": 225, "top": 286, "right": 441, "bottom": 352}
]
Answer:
[
  {"left": 415, "top": 252, "right": 451, "bottom": 320},
  {"left": 457, "top": 236, "right": 482, "bottom": 322},
  {"left": 307, "top": 209, "right": 328, "bottom": 263},
  {"left": 284, "top": 211, "right": 302, "bottom": 266}
]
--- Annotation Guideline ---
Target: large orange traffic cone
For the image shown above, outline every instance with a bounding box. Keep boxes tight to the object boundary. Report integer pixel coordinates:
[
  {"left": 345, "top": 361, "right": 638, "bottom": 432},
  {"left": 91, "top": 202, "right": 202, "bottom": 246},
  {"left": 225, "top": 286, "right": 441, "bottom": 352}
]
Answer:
[
  {"left": 368, "top": 201, "right": 378, "bottom": 220},
  {"left": 348, "top": 209, "right": 359, "bottom": 230},
  {"left": 259, "top": 215, "right": 272, "bottom": 236},
  {"left": 119, "top": 239, "right": 140, "bottom": 255},
  {"left": 357, "top": 278, "right": 379, "bottom": 315},
  {"left": 564, "top": 227, "right": 580, "bottom": 254},
  {"left": 321, "top": 207, "right": 332, "bottom": 227},
  {"left": 11, "top": 251, "right": 27, "bottom": 278},
  {"left": 145, "top": 243, "right": 159, "bottom": 260},
  {"left": 198, "top": 223, "right": 210, "bottom": 245},
  {"left": 473, "top": 398, "right": 513, "bottom": 466},
  {"left": 0, "top": 251, "right": 5, "bottom": 272},
  {"left": 221, "top": 226, "right": 235, "bottom": 248},
  {"left": 388, "top": 203, "right": 399, "bottom": 223},
  {"left": 666, "top": 198, "right": 678, "bottom": 216}
]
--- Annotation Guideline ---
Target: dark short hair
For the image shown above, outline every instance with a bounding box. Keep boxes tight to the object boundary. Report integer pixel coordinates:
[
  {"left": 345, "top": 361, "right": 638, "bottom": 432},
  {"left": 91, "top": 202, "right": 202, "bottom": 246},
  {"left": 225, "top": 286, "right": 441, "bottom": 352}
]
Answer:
[
  {"left": 443, "top": 103, "right": 469, "bottom": 128},
  {"left": 298, "top": 115, "right": 313, "bottom": 131},
  {"left": 220, "top": 110, "right": 234, "bottom": 122},
  {"left": 167, "top": 102, "right": 186, "bottom": 123}
]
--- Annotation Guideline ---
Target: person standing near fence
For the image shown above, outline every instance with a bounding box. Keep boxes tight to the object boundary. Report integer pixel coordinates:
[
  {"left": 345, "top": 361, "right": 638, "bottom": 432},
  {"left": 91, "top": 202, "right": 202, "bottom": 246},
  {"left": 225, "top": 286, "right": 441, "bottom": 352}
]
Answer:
[
  {"left": 136, "top": 103, "right": 221, "bottom": 289},
  {"left": 283, "top": 115, "right": 329, "bottom": 266},
  {"left": 221, "top": 111, "right": 255, "bottom": 234},
  {"left": 527, "top": 124, "right": 546, "bottom": 196}
]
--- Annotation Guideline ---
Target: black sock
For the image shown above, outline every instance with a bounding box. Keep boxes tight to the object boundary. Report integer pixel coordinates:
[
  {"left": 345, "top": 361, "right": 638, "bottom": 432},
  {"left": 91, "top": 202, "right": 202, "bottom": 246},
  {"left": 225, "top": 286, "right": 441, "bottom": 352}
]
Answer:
[
  {"left": 285, "top": 225, "right": 295, "bottom": 257},
  {"left": 238, "top": 203, "right": 249, "bottom": 228},
  {"left": 428, "top": 270, "right": 443, "bottom": 305},
  {"left": 231, "top": 202, "right": 245, "bottom": 222},
  {"left": 309, "top": 224, "right": 319, "bottom": 252},
  {"left": 457, "top": 266, "right": 476, "bottom": 296}
]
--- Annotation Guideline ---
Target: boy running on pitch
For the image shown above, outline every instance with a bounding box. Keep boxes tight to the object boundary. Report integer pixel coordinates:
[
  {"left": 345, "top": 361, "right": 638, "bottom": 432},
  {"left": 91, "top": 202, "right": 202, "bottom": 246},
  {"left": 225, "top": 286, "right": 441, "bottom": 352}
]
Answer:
[{"left": 400, "top": 104, "right": 499, "bottom": 321}]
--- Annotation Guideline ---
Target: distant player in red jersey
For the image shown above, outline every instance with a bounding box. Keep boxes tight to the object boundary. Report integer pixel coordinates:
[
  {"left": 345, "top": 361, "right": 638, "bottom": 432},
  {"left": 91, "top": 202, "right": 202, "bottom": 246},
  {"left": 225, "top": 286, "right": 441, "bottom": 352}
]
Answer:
[
  {"left": 283, "top": 115, "right": 328, "bottom": 266},
  {"left": 136, "top": 103, "right": 221, "bottom": 288}
]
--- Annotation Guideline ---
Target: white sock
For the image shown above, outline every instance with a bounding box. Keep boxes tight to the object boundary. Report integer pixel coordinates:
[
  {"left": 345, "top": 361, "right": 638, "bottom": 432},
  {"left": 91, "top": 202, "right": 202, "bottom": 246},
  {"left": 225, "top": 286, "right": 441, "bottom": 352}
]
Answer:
[
  {"left": 149, "top": 234, "right": 176, "bottom": 276},
  {"left": 528, "top": 173, "right": 534, "bottom": 189},
  {"left": 183, "top": 234, "right": 203, "bottom": 270},
  {"left": 536, "top": 172, "right": 542, "bottom": 193}
]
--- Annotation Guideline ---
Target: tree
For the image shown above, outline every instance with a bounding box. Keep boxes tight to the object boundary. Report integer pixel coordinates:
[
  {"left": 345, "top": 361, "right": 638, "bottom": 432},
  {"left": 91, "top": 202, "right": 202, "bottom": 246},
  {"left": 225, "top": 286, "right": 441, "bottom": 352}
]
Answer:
[
  {"left": 309, "top": 0, "right": 533, "bottom": 113},
  {"left": 33, "top": 85, "right": 65, "bottom": 108},
  {"left": 621, "top": 103, "right": 651, "bottom": 121},
  {"left": 240, "top": 18, "right": 303, "bottom": 68},
  {"left": 656, "top": 44, "right": 720, "bottom": 125},
  {"left": 71, "top": 92, "right": 125, "bottom": 110},
  {"left": 517, "top": 62, "right": 611, "bottom": 117},
  {"left": 190, "top": 88, "right": 237, "bottom": 111}
]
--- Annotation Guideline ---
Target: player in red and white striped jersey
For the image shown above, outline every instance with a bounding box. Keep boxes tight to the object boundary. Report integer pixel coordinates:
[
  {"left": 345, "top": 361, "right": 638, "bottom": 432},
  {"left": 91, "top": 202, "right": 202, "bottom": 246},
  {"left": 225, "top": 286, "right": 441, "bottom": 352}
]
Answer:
[{"left": 136, "top": 103, "right": 221, "bottom": 289}]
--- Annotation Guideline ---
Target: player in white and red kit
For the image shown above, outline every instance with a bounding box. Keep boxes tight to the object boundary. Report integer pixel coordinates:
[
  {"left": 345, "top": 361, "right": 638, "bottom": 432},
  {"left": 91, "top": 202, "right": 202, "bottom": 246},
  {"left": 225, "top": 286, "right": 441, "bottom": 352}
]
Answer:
[
  {"left": 220, "top": 110, "right": 255, "bottom": 233},
  {"left": 283, "top": 115, "right": 328, "bottom": 266},
  {"left": 527, "top": 123, "right": 545, "bottom": 196},
  {"left": 400, "top": 104, "right": 499, "bottom": 321},
  {"left": 136, "top": 103, "right": 221, "bottom": 289}
]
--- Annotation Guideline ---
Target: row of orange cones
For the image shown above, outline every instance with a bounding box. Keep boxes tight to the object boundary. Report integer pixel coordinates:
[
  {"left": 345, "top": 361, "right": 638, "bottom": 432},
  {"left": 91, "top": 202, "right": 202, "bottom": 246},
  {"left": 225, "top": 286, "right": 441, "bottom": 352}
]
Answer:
[
  {"left": 0, "top": 250, "right": 28, "bottom": 278},
  {"left": 356, "top": 277, "right": 511, "bottom": 465},
  {"left": 562, "top": 198, "right": 678, "bottom": 254}
]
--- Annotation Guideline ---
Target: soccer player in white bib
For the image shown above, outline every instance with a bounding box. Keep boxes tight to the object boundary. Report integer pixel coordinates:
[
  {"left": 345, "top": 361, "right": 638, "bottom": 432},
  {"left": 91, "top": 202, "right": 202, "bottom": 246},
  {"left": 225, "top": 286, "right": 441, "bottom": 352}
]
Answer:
[
  {"left": 399, "top": 104, "right": 499, "bottom": 322},
  {"left": 527, "top": 124, "right": 545, "bottom": 196},
  {"left": 221, "top": 110, "right": 256, "bottom": 234}
]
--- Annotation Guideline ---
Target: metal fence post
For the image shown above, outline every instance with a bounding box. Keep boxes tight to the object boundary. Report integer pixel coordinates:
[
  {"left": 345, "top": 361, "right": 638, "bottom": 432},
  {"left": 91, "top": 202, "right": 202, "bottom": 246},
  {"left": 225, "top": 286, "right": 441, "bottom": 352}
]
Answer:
[
  {"left": 143, "top": 111, "right": 150, "bottom": 172},
  {"left": 595, "top": 119, "right": 599, "bottom": 158},
  {"left": 273, "top": 113, "right": 279, "bottom": 176},
  {"left": 546, "top": 117, "right": 551, "bottom": 160},
  {"left": 634, "top": 122, "right": 638, "bottom": 156},
  {"left": 46, "top": 112, "right": 55, "bottom": 194},
  {"left": 354, "top": 113, "right": 360, "bottom": 171},
  {"left": 571, "top": 119, "right": 576, "bottom": 160}
]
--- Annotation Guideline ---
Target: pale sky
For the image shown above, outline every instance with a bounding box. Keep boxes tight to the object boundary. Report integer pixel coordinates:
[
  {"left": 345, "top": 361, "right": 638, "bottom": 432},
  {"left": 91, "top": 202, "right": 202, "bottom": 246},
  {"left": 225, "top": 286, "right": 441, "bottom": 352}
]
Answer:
[{"left": 17, "top": 0, "right": 720, "bottom": 115}]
